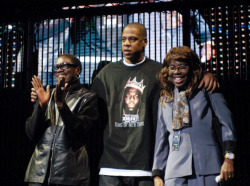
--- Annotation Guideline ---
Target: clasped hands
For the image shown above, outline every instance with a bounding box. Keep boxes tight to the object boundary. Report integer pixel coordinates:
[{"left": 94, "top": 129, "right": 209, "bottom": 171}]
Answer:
[{"left": 31, "top": 75, "right": 68, "bottom": 108}]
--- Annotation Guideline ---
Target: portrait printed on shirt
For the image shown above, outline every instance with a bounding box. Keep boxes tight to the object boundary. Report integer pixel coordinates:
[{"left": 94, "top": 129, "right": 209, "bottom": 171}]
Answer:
[{"left": 115, "top": 77, "right": 146, "bottom": 128}]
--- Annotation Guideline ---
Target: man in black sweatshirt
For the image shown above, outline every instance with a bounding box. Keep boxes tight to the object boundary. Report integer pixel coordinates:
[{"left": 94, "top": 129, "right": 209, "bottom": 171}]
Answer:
[{"left": 91, "top": 23, "right": 218, "bottom": 186}]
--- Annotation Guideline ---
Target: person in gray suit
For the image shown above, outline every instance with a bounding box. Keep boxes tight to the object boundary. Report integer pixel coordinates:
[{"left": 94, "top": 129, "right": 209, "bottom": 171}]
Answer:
[{"left": 152, "top": 46, "right": 236, "bottom": 186}]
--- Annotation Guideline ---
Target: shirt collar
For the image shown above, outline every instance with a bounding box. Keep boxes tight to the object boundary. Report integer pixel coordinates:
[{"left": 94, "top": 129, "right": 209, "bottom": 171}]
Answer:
[{"left": 123, "top": 57, "right": 146, "bottom": 67}]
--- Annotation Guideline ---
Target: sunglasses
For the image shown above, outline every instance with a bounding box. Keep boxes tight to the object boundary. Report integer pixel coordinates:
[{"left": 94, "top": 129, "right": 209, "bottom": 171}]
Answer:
[{"left": 53, "top": 62, "right": 78, "bottom": 72}]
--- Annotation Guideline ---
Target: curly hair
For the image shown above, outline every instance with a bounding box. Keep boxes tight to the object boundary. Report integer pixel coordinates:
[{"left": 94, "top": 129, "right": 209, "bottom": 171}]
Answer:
[{"left": 158, "top": 46, "right": 203, "bottom": 105}]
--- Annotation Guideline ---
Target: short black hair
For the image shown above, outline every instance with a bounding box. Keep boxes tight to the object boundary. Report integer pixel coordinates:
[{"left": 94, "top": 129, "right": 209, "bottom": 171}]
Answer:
[
  {"left": 123, "top": 22, "right": 147, "bottom": 38},
  {"left": 59, "top": 54, "right": 82, "bottom": 73}
]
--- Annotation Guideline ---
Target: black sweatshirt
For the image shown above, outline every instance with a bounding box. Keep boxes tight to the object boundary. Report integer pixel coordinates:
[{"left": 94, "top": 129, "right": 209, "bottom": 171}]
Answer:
[{"left": 91, "top": 58, "right": 162, "bottom": 171}]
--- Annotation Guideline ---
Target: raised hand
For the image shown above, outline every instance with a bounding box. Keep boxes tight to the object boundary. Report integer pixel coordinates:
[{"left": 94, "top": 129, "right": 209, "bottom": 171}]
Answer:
[
  {"left": 31, "top": 75, "right": 50, "bottom": 108},
  {"left": 31, "top": 87, "right": 38, "bottom": 103},
  {"left": 54, "top": 77, "right": 68, "bottom": 108}
]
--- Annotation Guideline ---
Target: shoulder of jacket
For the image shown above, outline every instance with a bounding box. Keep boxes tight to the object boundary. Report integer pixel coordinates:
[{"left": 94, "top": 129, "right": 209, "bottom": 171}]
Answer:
[{"left": 80, "top": 88, "right": 97, "bottom": 100}]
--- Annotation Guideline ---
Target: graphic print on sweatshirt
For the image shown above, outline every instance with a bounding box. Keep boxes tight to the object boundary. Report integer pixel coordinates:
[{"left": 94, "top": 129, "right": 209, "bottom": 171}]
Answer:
[{"left": 115, "top": 77, "right": 146, "bottom": 128}]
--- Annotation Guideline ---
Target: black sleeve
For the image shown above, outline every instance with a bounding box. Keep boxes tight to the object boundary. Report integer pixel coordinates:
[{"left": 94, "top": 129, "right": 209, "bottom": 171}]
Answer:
[
  {"left": 91, "top": 76, "right": 107, "bottom": 104},
  {"left": 150, "top": 83, "right": 161, "bottom": 134},
  {"left": 152, "top": 169, "right": 165, "bottom": 180},
  {"left": 25, "top": 102, "right": 49, "bottom": 143},
  {"left": 58, "top": 91, "right": 99, "bottom": 142}
]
